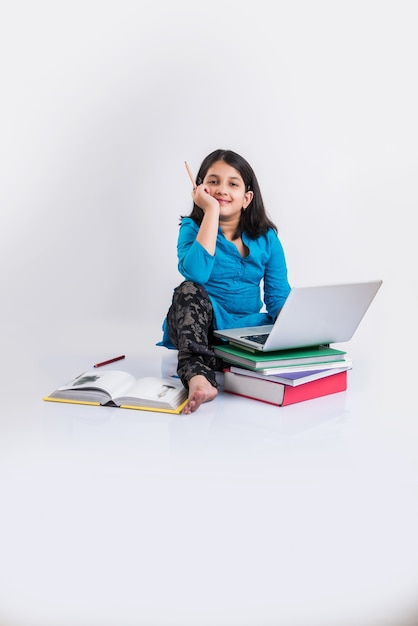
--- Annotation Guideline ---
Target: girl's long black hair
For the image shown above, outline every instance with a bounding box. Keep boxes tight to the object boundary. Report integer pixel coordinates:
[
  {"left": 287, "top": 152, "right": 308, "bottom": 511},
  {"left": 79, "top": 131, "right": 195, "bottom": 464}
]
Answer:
[{"left": 183, "top": 149, "right": 278, "bottom": 240}]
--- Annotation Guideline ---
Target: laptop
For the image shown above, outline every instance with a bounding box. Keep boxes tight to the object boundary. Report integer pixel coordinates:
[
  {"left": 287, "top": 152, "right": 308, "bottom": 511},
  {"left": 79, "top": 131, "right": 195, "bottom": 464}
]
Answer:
[{"left": 213, "top": 280, "right": 383, "bottom": 352}]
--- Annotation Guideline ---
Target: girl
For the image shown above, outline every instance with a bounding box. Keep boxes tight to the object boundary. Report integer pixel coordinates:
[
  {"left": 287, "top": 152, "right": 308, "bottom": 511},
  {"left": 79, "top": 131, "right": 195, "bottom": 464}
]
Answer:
[{"left": 159, "top": 149, "right": 291, "bottom": 414}]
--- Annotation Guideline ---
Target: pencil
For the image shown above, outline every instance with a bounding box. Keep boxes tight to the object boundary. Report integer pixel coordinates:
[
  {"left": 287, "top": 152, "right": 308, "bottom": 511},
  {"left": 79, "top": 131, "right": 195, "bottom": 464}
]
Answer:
[
  {"left": 184, "top": 161, "right": 197, "bottom": 189},
  {"left": 93, "top": 355, "right": 125, "bottom": 368}
]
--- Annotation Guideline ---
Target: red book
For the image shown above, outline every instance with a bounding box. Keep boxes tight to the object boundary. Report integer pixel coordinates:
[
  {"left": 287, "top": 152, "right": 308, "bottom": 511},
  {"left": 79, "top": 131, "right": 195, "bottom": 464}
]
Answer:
[{"left": 223, "top": 369, "right": 347, "bottom": 406}]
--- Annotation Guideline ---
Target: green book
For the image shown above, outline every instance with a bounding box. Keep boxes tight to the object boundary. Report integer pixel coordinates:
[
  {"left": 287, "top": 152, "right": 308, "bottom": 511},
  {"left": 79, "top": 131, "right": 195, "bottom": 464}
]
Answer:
[{"left": 213, "top": 344, "right": 347, "bottom": 370}]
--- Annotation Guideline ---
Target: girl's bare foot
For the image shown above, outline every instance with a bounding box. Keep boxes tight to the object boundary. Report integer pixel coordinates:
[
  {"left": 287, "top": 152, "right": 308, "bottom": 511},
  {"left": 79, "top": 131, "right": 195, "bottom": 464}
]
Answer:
[{"left": 182, "top": 374, "right": 218, "bottom": 414}]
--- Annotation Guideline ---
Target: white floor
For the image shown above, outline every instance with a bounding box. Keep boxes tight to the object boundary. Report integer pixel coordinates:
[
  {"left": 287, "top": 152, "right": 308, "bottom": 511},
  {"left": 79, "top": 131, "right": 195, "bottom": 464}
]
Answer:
[{"left": 1, "top": 318, "right": 418, "bottom": 626}]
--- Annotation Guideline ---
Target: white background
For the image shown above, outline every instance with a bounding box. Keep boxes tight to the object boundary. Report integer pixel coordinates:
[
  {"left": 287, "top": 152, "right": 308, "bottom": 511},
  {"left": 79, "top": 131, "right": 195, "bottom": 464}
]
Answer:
[
  {"left": 1, "top": 2, "right": 418, "bottom": 626},
  {"left": 1, "top": 0, "right": 416, "bottom": 349}
]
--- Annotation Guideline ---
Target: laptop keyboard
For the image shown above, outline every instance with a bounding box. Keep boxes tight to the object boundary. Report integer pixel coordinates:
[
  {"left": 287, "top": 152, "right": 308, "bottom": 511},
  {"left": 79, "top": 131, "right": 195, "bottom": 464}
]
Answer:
[{"left": 241, "top": 333, "right": 270, "bottom": 345}]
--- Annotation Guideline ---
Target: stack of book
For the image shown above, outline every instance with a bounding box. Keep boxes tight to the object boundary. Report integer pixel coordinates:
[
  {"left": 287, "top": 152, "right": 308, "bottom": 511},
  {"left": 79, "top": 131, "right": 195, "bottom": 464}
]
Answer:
[{"left": 213, "top": 343, "right": 352, "bottom": 407}]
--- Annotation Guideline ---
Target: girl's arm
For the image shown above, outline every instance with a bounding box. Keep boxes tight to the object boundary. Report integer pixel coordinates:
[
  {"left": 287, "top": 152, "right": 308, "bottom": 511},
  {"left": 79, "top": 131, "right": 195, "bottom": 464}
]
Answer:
[
  {"left": 177, "top": 219, "right": 216, "bottom": 284},
  {"left": 263, "top": 231, "right": 291, "bottom": 319},
  {"left": 192, "top": 185, "right": 220, "bottom": 255}
]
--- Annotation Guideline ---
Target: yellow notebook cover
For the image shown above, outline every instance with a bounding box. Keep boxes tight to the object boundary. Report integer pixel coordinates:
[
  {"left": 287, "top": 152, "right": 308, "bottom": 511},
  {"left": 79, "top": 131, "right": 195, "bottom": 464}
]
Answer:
[{"left": 43, "top": 395, "right": 188, "bottom": 414}]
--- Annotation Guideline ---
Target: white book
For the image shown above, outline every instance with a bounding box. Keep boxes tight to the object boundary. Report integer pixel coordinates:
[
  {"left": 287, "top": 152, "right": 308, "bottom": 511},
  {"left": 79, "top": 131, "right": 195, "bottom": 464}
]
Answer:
[
  {"left": 229, "top": 361, "right": 352, "bottom": 386},
  {"left": 43, "top": 370, "right": 187, "bottom": 414}
]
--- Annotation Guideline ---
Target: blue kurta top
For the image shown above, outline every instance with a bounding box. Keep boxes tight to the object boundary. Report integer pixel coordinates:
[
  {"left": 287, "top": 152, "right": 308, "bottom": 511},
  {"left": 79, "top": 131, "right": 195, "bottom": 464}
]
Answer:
[{"left": 158, "top": 217, "right": 291, "bottom": 347}]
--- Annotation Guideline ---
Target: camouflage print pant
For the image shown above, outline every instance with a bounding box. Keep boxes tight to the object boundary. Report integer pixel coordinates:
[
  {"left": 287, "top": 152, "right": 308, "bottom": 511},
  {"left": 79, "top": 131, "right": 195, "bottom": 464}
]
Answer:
[{"left": 166, "top": 281, "right": 225, "bottom": 390}]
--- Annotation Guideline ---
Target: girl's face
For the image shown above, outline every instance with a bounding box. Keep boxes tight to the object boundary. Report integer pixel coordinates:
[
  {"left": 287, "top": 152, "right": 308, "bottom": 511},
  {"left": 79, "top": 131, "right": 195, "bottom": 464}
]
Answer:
[{"left": 202, "top": 160, "right": 253, "bottom": 223}]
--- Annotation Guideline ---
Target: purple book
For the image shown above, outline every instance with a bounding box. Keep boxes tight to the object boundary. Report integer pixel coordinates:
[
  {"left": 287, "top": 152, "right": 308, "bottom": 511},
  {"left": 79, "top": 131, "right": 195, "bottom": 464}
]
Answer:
[{"left": 228, "top": 365, "right": 351, "bottom": 387}]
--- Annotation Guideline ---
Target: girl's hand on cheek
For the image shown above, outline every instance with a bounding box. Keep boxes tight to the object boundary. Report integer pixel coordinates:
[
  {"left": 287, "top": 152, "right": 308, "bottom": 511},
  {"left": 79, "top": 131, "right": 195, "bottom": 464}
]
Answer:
[{"left": 192, "top": 185, "right": 220, "bottom": 214}]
